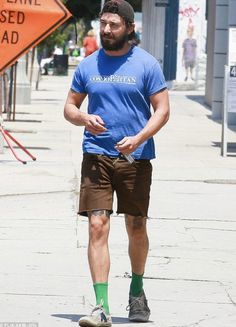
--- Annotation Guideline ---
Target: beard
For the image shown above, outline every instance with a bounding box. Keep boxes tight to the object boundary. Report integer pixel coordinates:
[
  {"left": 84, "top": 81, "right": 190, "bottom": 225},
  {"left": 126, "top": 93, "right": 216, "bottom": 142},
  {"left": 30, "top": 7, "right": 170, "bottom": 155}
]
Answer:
[{"left": 100, "top": 31, "right": 129, "bottom": 51}]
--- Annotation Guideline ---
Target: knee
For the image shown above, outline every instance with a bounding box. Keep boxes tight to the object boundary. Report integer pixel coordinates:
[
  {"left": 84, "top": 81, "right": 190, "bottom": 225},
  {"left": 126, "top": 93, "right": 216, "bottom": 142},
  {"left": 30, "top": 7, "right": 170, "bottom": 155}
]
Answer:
[
  {"left": 89, "top": 216, "right": 109, "bottom": 242},
  {"left": 126, "top": 216, "right": 147, "bottom": 238}
]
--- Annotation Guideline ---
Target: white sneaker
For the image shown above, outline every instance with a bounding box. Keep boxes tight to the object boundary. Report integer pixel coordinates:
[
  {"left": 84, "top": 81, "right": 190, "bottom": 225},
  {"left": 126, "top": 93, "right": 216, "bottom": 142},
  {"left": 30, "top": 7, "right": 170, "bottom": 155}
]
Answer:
[{"left": 78, "top": 305, "right": 112, "bottom": 327}]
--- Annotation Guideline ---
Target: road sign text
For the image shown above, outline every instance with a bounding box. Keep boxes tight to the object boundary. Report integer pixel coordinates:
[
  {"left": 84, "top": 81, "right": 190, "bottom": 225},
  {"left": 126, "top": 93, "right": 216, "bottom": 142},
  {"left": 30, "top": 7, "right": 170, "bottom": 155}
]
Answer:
[
  {"left": 0, "top": 0, "right": 71, "bottom": 74},
  {"left": 0, "top": 10, "right": 25, "bottom": 24},
  {"left": 6, "top": 0, "right": 41, "bottom": 5}
]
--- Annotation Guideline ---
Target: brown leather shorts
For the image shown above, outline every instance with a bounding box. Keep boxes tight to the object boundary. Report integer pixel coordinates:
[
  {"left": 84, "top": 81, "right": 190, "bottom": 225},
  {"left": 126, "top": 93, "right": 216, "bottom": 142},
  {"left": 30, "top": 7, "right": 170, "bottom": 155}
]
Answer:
[{"left": 78, "top": 153, "right": 152, "bottom": 217}]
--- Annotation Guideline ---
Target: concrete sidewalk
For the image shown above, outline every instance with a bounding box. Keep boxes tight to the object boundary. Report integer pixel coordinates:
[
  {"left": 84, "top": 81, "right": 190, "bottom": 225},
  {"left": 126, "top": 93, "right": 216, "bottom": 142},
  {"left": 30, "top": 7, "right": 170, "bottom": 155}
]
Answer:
[{"left": 0, "top": 70, "right": 236, "bottom": 327}]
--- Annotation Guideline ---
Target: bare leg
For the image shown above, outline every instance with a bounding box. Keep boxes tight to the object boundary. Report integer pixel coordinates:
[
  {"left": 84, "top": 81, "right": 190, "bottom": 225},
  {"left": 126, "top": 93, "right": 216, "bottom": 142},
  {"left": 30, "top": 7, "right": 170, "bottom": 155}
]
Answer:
[
  {"left": 185, "top": 68, "right": 189, "bottom": 81},
  {"left": 190, "top": 67, "right": 194, "bottom": 80},
  {"left": 125, "top": 215, "right": 151, "bottom": 322},
  {"left": 125, "top": 215, "right": 149, "bottom": 275},
  {"left": 88, "top": 210, "right": 110, "bottom": 282}
]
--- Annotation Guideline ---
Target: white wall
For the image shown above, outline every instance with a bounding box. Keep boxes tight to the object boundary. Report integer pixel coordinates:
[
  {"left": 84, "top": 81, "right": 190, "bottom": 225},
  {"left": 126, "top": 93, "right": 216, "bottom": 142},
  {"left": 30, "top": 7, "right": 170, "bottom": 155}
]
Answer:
[{"left": 176, "top": 0, "right": 207, "bottom": 83}]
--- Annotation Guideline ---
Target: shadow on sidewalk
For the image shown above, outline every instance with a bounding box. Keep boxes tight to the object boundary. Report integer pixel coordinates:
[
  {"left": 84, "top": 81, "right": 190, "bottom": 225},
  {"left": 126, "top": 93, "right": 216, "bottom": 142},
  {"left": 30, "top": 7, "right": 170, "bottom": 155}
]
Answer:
[
  {"left": 186, "top": 94, "right": 211, "bottom": 111},
  {"left": 187, "top": 94, "right": 236, "bottom": 136},
  {"left": 52, "top": 313, "right": 132, "bottom": 324}
]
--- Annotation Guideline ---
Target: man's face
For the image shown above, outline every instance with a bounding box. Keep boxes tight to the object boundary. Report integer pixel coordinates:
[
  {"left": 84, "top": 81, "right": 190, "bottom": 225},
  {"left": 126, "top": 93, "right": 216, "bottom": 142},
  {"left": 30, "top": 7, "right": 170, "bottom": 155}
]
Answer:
[{"left": 100, "top": 13, "right": 132, "bottom": 51}]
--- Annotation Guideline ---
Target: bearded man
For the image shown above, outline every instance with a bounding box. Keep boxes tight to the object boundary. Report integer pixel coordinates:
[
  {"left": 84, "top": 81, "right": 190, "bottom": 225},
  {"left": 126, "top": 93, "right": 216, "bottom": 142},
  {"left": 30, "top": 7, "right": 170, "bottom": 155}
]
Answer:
[{"left": 64, "top": 1, "right": 170, "bottom": 326}]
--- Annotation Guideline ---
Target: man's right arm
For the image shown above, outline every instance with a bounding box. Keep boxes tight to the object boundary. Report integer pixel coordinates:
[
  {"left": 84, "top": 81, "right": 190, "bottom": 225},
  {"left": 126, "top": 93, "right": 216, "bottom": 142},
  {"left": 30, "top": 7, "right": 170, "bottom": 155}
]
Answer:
[
  {"left": 64, "top": 89, "right": 87, "bottom": 126},
  {"left": 64, "top": 89, "right": 107, "bottom": 135}
]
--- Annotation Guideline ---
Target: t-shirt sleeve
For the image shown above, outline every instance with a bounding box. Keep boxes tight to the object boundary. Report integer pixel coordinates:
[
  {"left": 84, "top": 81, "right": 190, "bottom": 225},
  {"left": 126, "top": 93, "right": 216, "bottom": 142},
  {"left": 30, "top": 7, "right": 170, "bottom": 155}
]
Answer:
[
  {"left": 71, "top": 66, "right": 86, "bottom": 93},
  {"left": 145, "top": 61, "right": 167, "bottom": 96}
]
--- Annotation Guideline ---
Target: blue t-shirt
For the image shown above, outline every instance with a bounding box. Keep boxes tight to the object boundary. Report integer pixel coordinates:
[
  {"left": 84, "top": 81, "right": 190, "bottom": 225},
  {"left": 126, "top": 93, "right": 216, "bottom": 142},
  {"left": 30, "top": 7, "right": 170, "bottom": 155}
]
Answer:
[{"left": 71, "top": 46, "right": 167, "bottom": 159}]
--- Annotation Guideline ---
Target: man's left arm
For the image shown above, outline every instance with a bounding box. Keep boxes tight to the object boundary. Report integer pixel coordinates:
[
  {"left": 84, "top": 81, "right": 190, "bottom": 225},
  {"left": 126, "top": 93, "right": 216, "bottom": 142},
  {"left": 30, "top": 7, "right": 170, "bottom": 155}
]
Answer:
[{"left": 115, "top": 88, "right": 170, "bottom": 154}]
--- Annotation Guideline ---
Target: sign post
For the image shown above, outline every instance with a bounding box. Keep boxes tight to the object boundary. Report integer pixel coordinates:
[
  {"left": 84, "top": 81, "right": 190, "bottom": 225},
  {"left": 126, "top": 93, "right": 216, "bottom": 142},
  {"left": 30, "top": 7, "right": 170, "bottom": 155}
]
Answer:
[
  {"left": 221, "top": 66, "right": 229, "bottom": 157},
  {"left": 228, "top": 65, "right": 236, "bottom": 113},
  {"left": 221, "top": 65, "right": 236, "bottom": 156},
  {"left": 221, "top": 27, "right": 236, "bottom": 157}
]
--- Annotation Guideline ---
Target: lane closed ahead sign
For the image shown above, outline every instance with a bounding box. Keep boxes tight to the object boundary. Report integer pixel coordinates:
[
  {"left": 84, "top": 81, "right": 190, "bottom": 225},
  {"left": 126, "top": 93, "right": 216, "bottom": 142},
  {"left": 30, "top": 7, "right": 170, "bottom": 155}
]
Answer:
[{"left": 0, "top": 0, "right": 72, "bottom": 75}]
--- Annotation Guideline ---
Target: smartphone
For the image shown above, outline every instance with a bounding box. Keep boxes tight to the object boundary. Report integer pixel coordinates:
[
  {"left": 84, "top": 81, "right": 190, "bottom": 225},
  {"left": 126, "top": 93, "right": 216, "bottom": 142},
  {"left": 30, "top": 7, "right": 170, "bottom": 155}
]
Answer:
[{"left": 123, "top": 153, "right": 135, "bottom": 164}]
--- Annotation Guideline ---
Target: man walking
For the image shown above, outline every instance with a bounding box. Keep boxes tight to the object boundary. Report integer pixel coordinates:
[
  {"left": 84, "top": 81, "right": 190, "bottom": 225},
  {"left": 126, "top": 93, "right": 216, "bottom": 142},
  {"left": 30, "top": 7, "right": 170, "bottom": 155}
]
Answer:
[{"left": 64, "top": 1, "right": 170, "bottom": 326}]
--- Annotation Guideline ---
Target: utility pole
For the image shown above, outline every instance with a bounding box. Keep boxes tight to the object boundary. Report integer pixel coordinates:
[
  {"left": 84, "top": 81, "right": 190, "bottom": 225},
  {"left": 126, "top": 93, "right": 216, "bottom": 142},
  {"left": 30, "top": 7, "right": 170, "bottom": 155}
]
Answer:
[{"left": 101, "top": 0, "right": 105, "bottom": 10}]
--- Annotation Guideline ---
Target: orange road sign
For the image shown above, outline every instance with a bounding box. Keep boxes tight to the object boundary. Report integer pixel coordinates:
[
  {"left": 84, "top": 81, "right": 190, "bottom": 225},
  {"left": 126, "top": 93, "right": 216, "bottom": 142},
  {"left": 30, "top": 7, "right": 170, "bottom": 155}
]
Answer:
[{"left": 0, "top": 0, "right": 72, "bottom": 75}]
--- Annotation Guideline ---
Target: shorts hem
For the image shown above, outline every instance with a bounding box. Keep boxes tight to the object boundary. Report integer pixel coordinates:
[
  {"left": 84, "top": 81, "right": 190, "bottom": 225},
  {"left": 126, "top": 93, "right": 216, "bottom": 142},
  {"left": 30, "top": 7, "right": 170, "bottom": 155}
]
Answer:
[
  {"left": 78, "top": 208, "right": 113, "bottom": 217},
  {"left": 116, "top": 211, "right": 148, "bottom": 218}
]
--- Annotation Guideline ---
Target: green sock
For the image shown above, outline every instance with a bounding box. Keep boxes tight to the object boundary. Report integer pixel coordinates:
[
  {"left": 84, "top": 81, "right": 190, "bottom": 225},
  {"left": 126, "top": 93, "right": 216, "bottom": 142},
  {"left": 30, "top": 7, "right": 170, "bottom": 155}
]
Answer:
[
  {"left": 93, "top": 283, "right": 110, "bottom": 314},
  {"left": 130, "top": 272, "right": 144, "bottom": 297}
]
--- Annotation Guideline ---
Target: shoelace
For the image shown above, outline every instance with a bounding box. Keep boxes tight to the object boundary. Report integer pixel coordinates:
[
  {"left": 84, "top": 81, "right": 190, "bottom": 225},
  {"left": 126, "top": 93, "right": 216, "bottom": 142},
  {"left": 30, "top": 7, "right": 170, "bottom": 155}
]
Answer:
[
  {"left": 90, "top": 304, "right": 110, "bottom": 323},
  {"left": 126, "top": 296, "right": 147, "bottom": 311},
  {"left": 91, "top": 303, "right": 105, "bottom": 315}
]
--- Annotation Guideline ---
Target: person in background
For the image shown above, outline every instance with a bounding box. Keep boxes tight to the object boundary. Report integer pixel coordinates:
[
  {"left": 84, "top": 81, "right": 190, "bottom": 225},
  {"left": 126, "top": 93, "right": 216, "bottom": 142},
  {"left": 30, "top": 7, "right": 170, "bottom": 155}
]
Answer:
[
  {"left": 182, "top": 25, "right": 197, "bottom": 81},
  {"left": 83, "top": 29, "right": 99, "bottom": 57},
  {"left": 53, "top": 45, "right": 63, "bottom": 55},
  {"left": 64, "top": 1, "right": 170, "bottom": 326}
]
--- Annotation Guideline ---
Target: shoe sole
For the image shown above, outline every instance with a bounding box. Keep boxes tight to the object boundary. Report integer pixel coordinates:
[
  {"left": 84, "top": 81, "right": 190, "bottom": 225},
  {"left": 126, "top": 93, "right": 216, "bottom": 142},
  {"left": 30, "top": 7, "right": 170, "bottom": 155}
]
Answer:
[
  {"left": 129, "top": 313, "right": 150, "bottom": 322},
  {"left": 79, "top": 319, "right": 112, "bottom": 327}
]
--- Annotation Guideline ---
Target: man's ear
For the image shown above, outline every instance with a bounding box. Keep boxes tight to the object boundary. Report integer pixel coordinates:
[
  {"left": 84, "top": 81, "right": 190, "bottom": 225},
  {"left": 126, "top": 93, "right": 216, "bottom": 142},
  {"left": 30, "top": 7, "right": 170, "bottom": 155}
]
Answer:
[
  {"left": 130, "top": 23, "right": 135, "bottom": 33},
  {"left": 129, "top": 23, "right": 135, "bottom": 34}
]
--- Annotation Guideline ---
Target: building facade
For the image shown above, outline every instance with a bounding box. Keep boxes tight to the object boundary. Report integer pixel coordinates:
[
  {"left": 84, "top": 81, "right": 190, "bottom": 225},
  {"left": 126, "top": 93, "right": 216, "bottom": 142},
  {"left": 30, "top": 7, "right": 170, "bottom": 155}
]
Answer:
[
  {"left": 176, "top": 0, "right": 207, "bottom": 85},
  {"left": 205, "top": 0, "right": 236, "bottom": 123},
  {"left": 141, "top": 0, "right": 179, "bottom": 82},
  {"left": 141, "top": 0, "right": 236, "bottom": 124}
]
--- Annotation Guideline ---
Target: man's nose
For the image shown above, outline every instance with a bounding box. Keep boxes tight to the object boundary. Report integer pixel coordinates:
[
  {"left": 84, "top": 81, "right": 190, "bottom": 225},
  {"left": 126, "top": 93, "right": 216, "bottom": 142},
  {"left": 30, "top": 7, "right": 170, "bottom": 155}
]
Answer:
[{"left": 103, "top": 23, "right": 111, "bottom": 33}]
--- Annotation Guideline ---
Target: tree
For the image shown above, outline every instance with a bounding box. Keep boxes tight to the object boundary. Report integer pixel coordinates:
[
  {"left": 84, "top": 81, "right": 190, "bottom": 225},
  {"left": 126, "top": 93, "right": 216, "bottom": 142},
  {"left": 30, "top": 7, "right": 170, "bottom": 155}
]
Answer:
[
  {"left": 65, "top": 0, "right": 101, "bottom": 20},
  {"left": 36, "top": 22, "right": 76, "bottom": 59},
  {"left": 65, "top": 0, "right": 142, "bottom": 20}
]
